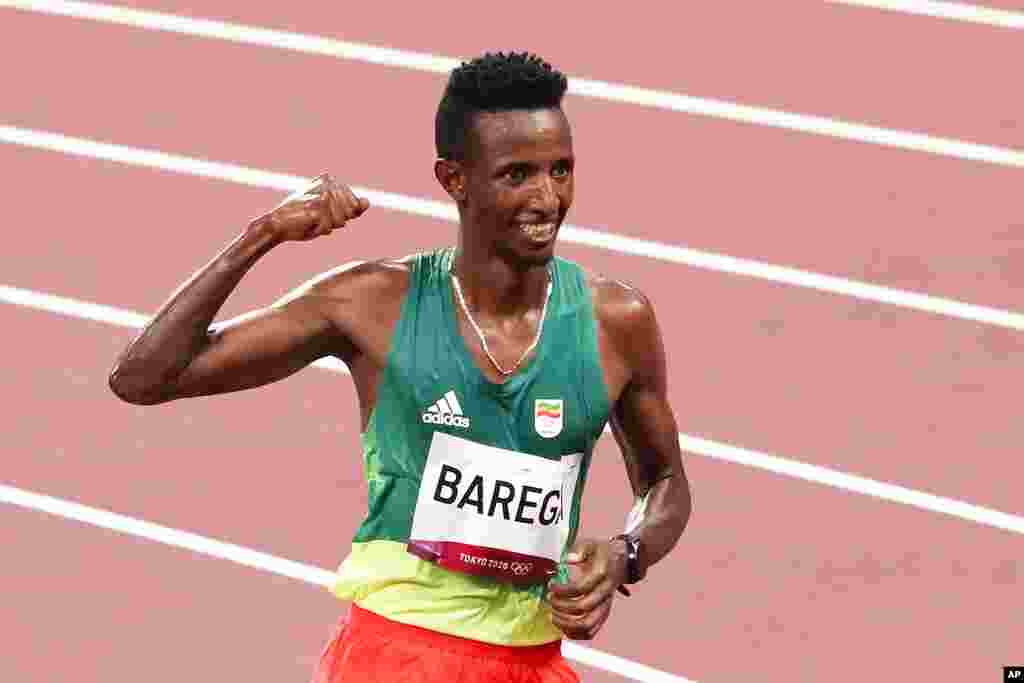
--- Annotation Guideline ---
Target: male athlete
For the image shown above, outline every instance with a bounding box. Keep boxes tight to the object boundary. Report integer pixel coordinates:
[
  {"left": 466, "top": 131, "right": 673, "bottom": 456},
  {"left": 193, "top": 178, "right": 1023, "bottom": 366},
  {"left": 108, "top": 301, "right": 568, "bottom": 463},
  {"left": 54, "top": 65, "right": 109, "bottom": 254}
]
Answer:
[{"left": 109, "top": 52, "right": 691, "bottom": 682}]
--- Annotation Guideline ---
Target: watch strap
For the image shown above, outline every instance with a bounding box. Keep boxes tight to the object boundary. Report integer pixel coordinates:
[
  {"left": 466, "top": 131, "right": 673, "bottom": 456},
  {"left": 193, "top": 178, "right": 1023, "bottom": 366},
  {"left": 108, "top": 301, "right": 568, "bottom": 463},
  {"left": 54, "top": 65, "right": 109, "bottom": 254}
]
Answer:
[{"left": 610, "top": 533, "right": 642, "bottom": 596}]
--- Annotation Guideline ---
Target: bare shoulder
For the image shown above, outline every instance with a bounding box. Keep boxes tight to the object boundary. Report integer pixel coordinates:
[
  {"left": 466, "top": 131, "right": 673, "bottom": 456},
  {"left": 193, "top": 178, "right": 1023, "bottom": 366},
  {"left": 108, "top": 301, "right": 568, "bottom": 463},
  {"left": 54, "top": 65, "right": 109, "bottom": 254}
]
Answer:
[
  {"left": 281, "top": 255, "right": 414, "bottom": 309},
  {"left": 265, "top": 254, "right": 418, "bottom": 363},
  {"left": 583, "top": 268, "right": 658, "bottom": 339},
  {"left": 580, "top": 266, "right": 665, "bottom": 395}
]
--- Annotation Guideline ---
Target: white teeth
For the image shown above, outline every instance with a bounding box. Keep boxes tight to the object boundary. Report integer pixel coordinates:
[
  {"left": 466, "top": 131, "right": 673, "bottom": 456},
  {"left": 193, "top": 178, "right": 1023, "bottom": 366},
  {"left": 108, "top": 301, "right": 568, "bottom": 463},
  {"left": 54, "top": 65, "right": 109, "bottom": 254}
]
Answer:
[{"left": 522, "top": 222, "right": 556, "bottom": 239}]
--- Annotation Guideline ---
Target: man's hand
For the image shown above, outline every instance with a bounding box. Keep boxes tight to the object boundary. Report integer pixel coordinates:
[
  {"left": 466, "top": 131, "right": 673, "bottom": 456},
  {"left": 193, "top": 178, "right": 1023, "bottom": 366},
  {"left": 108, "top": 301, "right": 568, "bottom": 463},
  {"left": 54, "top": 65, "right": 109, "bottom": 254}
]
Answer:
[
  {"left": 546, "top": 538, "right": 628, "bottom": 640},
  {"left": 255, "top": 172, "right": 370, "bottom": 243}
]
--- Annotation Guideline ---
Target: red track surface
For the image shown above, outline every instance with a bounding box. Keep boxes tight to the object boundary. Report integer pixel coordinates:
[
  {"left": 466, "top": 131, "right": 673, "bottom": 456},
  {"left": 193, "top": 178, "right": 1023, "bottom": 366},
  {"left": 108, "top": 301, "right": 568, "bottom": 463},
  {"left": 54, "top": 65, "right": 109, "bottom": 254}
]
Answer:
[{"left": 3, "top": 3, "right": 1022, "bottom": 682}]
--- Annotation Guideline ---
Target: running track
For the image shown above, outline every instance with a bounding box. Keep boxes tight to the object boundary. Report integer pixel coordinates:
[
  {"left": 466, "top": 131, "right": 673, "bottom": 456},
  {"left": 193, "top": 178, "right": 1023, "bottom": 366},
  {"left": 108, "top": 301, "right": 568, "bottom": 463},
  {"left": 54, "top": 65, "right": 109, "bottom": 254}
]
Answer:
[{"left": 2, "top": 2, "right": 1022, "bottom": 681}]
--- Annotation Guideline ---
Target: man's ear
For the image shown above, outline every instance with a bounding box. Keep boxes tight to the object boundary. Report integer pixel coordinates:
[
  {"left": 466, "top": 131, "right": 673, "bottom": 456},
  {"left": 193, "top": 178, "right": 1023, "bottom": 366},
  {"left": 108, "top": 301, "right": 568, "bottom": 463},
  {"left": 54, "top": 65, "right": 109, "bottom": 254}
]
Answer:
[{"left": 434, "top": 159, "right": 466, "bottom": 202}]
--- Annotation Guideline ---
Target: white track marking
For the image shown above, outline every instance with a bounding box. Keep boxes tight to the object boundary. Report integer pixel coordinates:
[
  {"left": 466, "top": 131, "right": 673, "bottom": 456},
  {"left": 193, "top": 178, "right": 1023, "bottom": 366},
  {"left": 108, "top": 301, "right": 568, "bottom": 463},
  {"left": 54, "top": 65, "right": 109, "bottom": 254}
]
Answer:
[
  {"left": 679, "top": 434, "right": 1024, "bottom": 534},
  {"left": 4, "top": 283, "right": 1024, "bottom": 536},
  {"left": 1, "top": 483, "right": 338, "bottom": 586},
  {"left": 0, "top": 284, "right": 150, "bottom": 328},
  {"left": 3, "top": 126, "right": 1023, "bottom": 331},
  {"left": 2, "top": 0, "right": 1022, "bottom": 168},
  {"left": 0, "top": 483, "right": 693, "bottom": 683},
  {"left": 827, "top": 0, "right": 1024, "bottom": 29}
]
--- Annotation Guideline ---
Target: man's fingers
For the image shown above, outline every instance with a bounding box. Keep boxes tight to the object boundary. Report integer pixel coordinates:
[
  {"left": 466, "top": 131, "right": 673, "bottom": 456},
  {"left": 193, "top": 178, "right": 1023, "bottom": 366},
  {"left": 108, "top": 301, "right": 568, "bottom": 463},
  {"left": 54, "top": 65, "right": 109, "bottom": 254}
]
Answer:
[
  {"left": 299, "top": 173, "right": 368, "bottom": 217},
  {"left": 300, "top": 197, "right": 322, "bottom": 224},
  {"left": 550, "top": 581, "right": 615, "bottom": 615},
  {"left": 319, "top": 181, "right": 367, "bottom": 224},
  {"left": 299, "top": 175, "right": 326, "bottom": 202},
  {"left": 547, "top": 566, "right": 590, "bottom": 598},
  {"left": 325, "top": 186, "right": 346, "bottom": 227},
  {"left": 339, "top": 184, "right": 369, "bottom": 220},
  {"left": 314, "top": 201, "right": 333, "bottom": 237},
  {"left": 296, "top": 196, "right": 326, "bottom": 237},
  {"left": 557, "top": 596, "right": 612, "bottom": 629},
  {"left": 566, "top": 538, "right": 598, "bottom": 563},
  {"left": 550, "top": 593, "right": 614, "bottom": 640},
  {"left": 339, "top": 183, "right": 357, "bottom": 208},
  {"left": 268, "top": 172, "right": 369, "bottom": 240},
  {"left": 549, "top": 563, "right": 605, "bottom": 600}
]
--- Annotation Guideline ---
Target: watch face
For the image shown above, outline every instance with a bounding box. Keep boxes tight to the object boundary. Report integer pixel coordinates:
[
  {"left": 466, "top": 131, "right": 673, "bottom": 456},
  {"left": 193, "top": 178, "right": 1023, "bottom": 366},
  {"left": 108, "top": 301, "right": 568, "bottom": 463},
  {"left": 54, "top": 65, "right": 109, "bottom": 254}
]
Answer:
[
  {"left": 611, "top": 534, "right": 644, "bottom": 584},
  {"left": 628, "top": 539, "right": 641, "bottom": 583},
  {"left": 614, "top": 534, "right": 642, "bottom": 584},
  {"left": 631, "top": 537, "right": 646, "bottom": 582}
]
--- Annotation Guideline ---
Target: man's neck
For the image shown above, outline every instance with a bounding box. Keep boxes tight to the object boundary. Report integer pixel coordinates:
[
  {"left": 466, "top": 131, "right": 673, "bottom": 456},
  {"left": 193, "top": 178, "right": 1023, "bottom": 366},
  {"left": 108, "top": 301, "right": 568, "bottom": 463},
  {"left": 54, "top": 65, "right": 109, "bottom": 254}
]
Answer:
[{"left": 452, "top": 243, "right": 550, "bottom": 318}]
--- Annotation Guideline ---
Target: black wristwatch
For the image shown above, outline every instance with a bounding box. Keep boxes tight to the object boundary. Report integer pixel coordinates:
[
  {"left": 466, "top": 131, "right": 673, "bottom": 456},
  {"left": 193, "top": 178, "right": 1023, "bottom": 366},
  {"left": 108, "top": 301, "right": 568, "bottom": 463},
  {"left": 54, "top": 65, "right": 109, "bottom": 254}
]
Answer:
[{"left": 610, "top": 533, "right": 644, "bottom": 596}]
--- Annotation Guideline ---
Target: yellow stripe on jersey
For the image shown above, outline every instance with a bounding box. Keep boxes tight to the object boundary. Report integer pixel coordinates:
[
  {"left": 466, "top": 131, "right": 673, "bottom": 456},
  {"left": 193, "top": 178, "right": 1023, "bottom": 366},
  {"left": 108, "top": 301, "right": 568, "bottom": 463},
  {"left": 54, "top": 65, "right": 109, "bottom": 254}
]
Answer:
[{"left": 331, "top": 540, "right": 562, "bottom": 646}]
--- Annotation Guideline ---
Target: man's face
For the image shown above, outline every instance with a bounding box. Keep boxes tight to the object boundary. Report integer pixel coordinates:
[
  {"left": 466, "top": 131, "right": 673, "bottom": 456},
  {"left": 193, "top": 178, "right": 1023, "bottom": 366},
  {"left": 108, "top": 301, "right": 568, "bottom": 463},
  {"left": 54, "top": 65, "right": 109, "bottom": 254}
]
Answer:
[{"left": 459, "top": 107, "right": 574, "bottom": 268}]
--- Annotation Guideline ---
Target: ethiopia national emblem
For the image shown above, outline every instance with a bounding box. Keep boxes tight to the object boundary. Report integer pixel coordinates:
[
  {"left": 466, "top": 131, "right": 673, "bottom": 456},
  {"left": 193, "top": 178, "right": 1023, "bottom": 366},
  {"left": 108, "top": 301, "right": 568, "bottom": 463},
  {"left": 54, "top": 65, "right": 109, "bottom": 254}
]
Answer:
[{"left": 534, "top": 399, "right": 564, "bottom": 439}]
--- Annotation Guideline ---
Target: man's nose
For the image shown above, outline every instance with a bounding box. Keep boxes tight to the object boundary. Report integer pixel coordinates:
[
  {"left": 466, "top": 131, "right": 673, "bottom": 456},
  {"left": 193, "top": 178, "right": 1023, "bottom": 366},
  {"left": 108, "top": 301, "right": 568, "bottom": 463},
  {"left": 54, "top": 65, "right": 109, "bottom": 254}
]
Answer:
[{"left": 529, "top": 175, "right": 561, "bottom": 215}]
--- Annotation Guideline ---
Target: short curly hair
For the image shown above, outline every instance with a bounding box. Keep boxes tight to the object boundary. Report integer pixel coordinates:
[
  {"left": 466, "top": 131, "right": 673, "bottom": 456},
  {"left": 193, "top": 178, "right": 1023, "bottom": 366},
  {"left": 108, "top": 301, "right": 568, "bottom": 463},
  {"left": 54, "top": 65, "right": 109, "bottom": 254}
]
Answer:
[{"left": 435, "top": 52, "right": 569, "bottom": 161}]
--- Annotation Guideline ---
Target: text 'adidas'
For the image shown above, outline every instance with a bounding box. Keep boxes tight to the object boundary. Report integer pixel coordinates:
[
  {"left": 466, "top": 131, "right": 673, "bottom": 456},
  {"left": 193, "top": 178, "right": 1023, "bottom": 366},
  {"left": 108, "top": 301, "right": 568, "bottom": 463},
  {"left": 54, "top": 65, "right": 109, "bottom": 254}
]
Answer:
[{"left": 422, "top": 390, "right": 471, "bottom": 429}]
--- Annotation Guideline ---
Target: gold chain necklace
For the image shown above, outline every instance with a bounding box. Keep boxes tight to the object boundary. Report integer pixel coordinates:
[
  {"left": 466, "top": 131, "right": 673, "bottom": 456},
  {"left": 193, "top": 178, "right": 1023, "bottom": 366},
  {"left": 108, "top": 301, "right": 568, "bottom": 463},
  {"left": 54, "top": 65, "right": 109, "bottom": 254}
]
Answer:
[{"left": 450, "top": 266, "right": 553, "bottom": 377}]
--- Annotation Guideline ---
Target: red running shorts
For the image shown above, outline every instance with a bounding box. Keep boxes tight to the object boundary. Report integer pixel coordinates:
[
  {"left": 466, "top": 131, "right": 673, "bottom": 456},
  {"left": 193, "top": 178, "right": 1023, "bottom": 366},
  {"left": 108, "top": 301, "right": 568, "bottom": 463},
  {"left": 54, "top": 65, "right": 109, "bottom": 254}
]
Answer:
[{"left": 312, "top": 603, "right": 580, "bottom": 683}]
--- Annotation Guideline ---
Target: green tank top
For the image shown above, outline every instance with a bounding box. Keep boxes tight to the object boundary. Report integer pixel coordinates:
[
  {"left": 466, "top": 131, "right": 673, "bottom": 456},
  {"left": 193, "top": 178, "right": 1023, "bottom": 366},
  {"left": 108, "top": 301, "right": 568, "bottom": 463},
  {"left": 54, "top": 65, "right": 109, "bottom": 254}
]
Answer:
[{"left": 331, "top": 247, "right": 611, "bottom": 646}]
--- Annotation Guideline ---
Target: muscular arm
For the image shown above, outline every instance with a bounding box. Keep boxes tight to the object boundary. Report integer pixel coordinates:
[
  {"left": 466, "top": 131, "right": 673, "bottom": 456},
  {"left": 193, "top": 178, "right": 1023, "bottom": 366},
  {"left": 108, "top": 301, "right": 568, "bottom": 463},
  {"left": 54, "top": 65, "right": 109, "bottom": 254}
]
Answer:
[
  {"left": 109, "top": 224, "right": 337, "bottom": 404},
  {"left": 109, "top": 174, "right": 371, "bottom": 405},
  {"left": 547, "top": 282, "right": 690, "bottom": 639},
  {"left": 603, "top": 284, "right": 691, "bottom": 577}
]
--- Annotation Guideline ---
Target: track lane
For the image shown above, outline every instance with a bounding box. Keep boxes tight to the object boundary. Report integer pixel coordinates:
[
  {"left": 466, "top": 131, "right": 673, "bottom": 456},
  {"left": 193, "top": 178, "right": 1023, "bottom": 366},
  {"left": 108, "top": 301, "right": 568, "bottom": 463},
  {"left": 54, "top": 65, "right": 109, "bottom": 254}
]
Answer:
[
  {"left": 830, "top": 0, "right": 1024, "bottom": 24},
  {"left": 0, "top": 499, "right": 625, "bottom": 683},
  {"left": 0, "top": 306, "right": 669, "bottom": 683},
  {"left": 1, "top": 311, "right": 634, "bottom": 683},
  {"left": 3, "top": 10, "right": 1022, "bottom": 312},
  {"left": 0, "top": 502, "right": 340, "bottom": 682},
  {"left": 7, "top": 6, "right": 1024, "bottom": 681},
  {"left": 3, "top": 306, "right": 1022, "bottom": 682},
  {"left": 30, "top": 0, "right": 1024, "bottom": 149},
  {"left": 4, "top": 497, "right": 634, "bottom": 683},
  {"left": 5, "top": 148, "right": 1024, "bottom": 516}
]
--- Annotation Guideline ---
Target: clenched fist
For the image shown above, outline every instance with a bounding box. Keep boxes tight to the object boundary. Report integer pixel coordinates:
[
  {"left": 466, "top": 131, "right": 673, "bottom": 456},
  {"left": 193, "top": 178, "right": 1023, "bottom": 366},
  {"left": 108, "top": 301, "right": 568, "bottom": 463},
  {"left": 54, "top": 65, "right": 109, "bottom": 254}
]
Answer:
[
  {"left": 254, "top": 173, "right": 370, "bottom": 243},
  {"left": 546, "top": 538, "right": 628, "bottom": 640}
]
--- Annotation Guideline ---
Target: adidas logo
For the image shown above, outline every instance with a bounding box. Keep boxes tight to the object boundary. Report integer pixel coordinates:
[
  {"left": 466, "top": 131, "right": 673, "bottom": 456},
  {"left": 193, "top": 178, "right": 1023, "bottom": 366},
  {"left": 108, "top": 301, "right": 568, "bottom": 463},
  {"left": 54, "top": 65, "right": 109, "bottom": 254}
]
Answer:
[{"left": 422, "top": 390, "right": 471, "bottom": 429}]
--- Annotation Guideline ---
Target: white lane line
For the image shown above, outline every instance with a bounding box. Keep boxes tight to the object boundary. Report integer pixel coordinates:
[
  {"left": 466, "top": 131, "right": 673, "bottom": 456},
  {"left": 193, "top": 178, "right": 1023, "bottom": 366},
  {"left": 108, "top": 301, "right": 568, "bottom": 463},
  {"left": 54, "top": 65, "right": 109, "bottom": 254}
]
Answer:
[
  {"left": 679, "top": 434, "right": 1024, "bottom": 535},
  {"left": 0, "top": 284, "right": 151, "bottom": 328},
  {"left": 2, "top": 0, "right": 1022, "bottom": 168},
  {"left": 0, "top": 483, "right": 693, "bottom": 683},
  {"left": 4, "top": 283, "right": 1024, "bottom": 537},
  {"left": 4, "top": 125, "right": 1023, "bottom": 332},
  {"left": 827, "top": 0, "right": 1024, "bottom": 29},
  {"left": 1, "top": 483, "right": 339, "bottom": 586}
]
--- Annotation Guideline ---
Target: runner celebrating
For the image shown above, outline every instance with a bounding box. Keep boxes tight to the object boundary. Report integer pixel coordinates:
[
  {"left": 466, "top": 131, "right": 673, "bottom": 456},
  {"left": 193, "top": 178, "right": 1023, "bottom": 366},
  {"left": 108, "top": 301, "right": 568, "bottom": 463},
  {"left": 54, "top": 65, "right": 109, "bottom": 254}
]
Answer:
[{"left": 109, "top": 51, "right": 691, "bottom": 683}]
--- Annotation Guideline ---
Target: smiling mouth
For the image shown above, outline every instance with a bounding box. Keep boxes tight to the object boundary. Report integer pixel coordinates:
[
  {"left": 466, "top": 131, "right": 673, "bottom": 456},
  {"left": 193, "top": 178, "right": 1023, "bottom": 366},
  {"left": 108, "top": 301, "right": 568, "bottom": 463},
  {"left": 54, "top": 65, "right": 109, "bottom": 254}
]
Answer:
[{"left": 519, "top": 221, "right": 558, "bottom": 241}]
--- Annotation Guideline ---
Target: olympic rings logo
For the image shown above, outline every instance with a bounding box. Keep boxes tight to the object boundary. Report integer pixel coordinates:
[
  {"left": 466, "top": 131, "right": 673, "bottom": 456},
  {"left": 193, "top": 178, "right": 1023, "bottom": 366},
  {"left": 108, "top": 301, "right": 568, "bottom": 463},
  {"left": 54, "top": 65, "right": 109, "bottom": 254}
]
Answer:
[{"left": 510, "top": 561, "right": 533, "bottom": 576}]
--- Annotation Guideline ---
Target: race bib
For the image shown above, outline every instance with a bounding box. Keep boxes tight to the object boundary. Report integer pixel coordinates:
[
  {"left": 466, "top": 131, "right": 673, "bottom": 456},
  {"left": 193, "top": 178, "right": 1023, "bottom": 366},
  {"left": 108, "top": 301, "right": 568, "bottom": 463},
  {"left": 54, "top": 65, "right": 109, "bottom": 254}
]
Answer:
[{"left": 408, "top": 432, "right": 582, "bottom": 584}]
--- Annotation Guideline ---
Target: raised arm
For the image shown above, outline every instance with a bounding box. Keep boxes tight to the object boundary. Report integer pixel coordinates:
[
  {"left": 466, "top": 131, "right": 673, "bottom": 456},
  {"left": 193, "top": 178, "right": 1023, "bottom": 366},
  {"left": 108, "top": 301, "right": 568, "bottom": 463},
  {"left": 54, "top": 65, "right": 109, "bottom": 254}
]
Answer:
[{"left": 108, "top": 174, "right": 370, "bottom": 405}]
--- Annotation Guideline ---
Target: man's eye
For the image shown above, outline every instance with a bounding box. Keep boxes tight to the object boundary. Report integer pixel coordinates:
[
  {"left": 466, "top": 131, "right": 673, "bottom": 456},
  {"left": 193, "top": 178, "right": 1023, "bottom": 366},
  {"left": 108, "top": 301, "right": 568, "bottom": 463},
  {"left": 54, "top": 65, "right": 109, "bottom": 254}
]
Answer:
[
  {"left": 505, "top": 168, "right": 528, "bottom": 183},
  {"left": 552, "top": 164, "right": 571, "bottom": 178}
]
